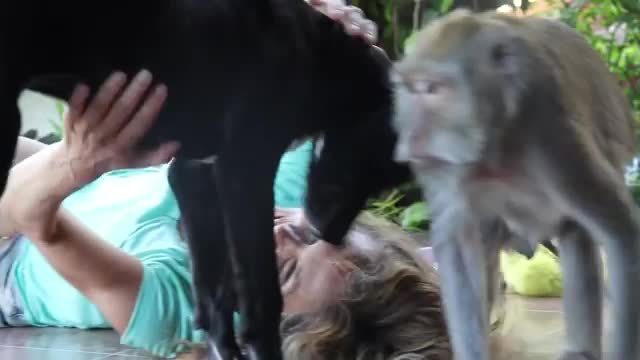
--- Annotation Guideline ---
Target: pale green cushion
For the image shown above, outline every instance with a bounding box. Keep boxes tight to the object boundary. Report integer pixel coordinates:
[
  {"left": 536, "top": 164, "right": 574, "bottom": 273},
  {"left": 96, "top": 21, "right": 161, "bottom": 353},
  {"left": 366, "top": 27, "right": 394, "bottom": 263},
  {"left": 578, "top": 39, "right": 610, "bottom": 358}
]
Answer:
[{"left": 500, "top": 245, "right": 563, "bottom": 297}]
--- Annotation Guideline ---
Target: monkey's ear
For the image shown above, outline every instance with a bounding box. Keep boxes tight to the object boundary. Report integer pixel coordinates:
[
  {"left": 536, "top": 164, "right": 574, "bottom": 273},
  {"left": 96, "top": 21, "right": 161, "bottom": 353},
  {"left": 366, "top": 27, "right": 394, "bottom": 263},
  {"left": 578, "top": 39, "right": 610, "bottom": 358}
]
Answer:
[
  {"left": 490, "top": 40, "right": 521, "bottom": 77},
  {"left": 489, "top": 37, "right": 528, "bottom": 118}
]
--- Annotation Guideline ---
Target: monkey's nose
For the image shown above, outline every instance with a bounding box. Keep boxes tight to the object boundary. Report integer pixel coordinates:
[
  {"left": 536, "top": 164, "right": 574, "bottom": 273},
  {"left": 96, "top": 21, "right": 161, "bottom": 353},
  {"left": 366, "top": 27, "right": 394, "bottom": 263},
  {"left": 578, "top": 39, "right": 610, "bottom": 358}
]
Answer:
[{"left": 393, "top": 141, "right": 412, "bottom": 163}]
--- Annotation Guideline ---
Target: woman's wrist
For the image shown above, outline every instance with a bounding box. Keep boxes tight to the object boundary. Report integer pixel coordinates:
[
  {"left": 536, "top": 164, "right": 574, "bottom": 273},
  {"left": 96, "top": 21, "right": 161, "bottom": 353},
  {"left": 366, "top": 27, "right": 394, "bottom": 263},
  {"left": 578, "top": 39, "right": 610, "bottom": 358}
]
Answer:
[
  {"left": 0, "top": 142, "right": 78, "bottom": 240},
  {"left": 22, "top": 143, "right": 78, "bottom": 200}
]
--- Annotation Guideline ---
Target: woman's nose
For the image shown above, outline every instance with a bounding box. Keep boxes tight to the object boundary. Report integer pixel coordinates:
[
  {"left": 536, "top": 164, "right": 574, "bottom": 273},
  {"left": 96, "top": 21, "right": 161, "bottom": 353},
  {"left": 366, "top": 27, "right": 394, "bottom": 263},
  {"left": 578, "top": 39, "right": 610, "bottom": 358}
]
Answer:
[{"left": 274, "top": 224, "right": 298, "bottom": 253}]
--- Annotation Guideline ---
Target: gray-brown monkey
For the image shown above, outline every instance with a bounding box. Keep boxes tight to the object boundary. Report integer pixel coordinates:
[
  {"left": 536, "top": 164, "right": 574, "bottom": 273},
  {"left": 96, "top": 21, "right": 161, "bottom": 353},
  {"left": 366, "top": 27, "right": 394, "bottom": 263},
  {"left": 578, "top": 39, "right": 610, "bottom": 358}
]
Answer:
[{"left": 391, "top": 9, "right": 639, "bottom": 360}]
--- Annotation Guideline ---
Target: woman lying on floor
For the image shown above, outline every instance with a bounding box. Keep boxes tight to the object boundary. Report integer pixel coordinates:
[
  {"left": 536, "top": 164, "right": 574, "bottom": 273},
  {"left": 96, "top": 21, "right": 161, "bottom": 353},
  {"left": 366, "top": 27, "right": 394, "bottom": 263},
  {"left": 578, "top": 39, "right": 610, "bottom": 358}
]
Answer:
[{"left": 0, "top": 2, "right": 453, "bottom": 359}]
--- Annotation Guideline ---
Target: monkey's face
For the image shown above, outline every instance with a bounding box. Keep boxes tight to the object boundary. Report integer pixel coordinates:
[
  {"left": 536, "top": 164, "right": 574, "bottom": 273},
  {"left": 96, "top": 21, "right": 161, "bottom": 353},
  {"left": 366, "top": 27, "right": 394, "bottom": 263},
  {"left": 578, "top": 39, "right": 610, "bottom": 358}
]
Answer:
[
  {"left": 390, "top": 9, "right": 534, "bottom": 169},
  {"left": 391, "top": 59, "right": 485, "bottom": 168}
]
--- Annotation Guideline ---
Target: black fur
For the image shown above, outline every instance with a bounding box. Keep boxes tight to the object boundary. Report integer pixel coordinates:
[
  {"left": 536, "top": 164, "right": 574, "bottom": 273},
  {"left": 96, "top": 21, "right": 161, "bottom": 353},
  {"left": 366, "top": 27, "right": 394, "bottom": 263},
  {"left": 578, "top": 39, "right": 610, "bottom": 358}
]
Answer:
[{"left": 1, "top": 1, "right": 411, "bottom": 358}]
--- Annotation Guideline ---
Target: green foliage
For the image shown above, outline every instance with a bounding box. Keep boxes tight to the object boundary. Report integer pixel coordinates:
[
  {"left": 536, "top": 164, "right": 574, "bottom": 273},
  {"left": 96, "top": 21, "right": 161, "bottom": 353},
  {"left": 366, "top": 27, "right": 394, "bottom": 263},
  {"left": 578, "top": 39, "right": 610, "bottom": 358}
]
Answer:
[
  {"left": 629, "top": 178, "right": 640, "bottom": 205},
  {"left": 49, "top": 99, "right": 67, "bottom": 141},
  {"left": 550, "top": 0, "right": 640, "bottom": 133},
  {"left": 367, "top": 188, "right": 432, "bottom": 232},
  {"left": 626, "top": 162, "right": 640, "bottom": 205},
  {"left": 367, "top": 188, "right": 406, "bottom": 220},
  {"left": 400, "top": 201, "right": 431, "bottom": 231}
]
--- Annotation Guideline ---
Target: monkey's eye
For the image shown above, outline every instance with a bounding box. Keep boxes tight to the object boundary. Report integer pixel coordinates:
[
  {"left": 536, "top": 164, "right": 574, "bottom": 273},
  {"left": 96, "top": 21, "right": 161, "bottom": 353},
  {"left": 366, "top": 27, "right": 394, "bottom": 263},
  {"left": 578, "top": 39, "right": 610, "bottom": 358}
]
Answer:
[{"left": 409, "top": 80, "right": 441, "bottom": 94}]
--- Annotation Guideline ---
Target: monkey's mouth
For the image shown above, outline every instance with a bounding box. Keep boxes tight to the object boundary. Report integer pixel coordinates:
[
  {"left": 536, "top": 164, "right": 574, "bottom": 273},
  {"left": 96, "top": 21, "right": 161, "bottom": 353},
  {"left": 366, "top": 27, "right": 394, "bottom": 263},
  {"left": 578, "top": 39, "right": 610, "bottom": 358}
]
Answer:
[{"left": 407, "top": 154, "right": 454, "bottom": 169}]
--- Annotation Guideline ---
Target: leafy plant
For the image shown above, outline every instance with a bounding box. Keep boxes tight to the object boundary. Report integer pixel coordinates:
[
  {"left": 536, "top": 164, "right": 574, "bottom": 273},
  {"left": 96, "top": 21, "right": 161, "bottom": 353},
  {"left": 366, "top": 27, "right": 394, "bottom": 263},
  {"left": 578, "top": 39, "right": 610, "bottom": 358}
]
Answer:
[
  {"left": 367, "top": 188, "right": 432, "bottom": 232},
  {"left": 400, "top": 201, "right": 431, "bottom": 231},
  {"left": 367, "top": 188, "right": 406, "bottom": 220},
  {"left": 51, "top": 99, "right": 67, "bottom": 139},
  {"left": 549, "top": 0, "right": 640, "bottom": 135},
  {"left": 21, "top": 97, "right": 66, "bottom": 144}
]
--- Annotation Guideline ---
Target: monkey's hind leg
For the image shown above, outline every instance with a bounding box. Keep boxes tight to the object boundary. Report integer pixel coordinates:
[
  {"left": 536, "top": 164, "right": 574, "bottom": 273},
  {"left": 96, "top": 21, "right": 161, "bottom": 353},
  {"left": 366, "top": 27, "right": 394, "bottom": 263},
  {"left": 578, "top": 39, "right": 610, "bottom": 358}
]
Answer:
[
  {"left": 556, "top": 221, "right": 602, "bottom": 360},
  {"left": 430, "top": 210, "right": 492, "bottom": 360},
  {"left": 214, "top": 144, "right": 285, "bottom": 360},
  {"left": 482, "top": 221, "right": 509, "bottom": 330},
  {"left": 558, "top": 171, "right": 640, "bottom": 360},
  {"left": 168, "top": 158, "right": 241, "bottom": 360}
]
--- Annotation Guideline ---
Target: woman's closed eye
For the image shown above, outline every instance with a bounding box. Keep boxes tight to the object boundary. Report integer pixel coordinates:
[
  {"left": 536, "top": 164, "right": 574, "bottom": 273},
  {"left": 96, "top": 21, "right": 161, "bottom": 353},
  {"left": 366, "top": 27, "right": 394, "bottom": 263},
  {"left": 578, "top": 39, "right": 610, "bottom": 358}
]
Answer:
[
  {"left": 280, "top": 258, "right": 300, "bottom": 295},
  {"left": 280, "top": 257, "right": 298, "bottom": 287}
]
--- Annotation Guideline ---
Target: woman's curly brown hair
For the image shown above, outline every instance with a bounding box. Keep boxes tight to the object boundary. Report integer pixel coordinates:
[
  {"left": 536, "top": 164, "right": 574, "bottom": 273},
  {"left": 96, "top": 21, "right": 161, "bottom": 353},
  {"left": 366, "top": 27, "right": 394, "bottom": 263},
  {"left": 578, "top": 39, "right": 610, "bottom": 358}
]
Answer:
[
  {"left": 179, "top": 211, "right": 454, "bottom": 360},
  {"left": 279, "top": 212, "right": 452, "bottom": 360}
]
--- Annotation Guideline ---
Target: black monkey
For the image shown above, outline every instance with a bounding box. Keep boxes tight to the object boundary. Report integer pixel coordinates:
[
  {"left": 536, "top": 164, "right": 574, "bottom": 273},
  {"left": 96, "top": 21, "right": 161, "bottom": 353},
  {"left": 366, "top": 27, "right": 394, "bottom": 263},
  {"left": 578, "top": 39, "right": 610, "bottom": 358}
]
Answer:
[{"left": 0, "top": 1, "right": 410, "bottom": 359}]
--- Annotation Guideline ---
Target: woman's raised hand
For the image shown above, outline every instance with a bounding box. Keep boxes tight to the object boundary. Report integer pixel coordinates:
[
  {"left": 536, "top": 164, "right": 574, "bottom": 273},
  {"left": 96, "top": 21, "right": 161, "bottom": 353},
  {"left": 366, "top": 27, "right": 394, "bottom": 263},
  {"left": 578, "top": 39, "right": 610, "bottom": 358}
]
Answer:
[
  {"left": 61, "top": 70, "right": 179, "bottom": 187},
  {"left": 0, "top": 70, "right": 179, "bottom": 240},
  {"left": 308, "top": 0, "right": 379, "bottom": 45}
]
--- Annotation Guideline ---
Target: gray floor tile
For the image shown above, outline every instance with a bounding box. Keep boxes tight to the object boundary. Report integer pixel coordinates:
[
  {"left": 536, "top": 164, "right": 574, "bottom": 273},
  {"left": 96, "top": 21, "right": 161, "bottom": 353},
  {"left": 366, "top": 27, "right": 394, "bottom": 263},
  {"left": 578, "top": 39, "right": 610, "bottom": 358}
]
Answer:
[
  {"left": 0, "top": 328, "right": 130, "bottom": 355},
  {"left": 0, "top": 345, "right": 109, "bottom": 360},
  {"left": 0, "top": 295, "right": 599, "bottom": 359}
]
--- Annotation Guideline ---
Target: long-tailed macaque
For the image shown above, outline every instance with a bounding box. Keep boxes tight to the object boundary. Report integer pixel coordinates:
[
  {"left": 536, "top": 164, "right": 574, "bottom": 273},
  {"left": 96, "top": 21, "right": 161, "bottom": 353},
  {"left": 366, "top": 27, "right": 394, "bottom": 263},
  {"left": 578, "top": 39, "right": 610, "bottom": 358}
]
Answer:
[{"left": 391, "top": 8, "right": 639, "bottom": 360}]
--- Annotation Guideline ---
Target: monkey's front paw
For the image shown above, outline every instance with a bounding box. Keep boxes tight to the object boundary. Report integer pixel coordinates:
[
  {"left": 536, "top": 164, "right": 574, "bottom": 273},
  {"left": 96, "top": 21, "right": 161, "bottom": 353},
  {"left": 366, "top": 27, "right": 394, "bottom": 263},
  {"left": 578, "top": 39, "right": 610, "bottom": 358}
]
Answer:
[{"left": 558, "top": 351, "right": 598, "bottom": 360}]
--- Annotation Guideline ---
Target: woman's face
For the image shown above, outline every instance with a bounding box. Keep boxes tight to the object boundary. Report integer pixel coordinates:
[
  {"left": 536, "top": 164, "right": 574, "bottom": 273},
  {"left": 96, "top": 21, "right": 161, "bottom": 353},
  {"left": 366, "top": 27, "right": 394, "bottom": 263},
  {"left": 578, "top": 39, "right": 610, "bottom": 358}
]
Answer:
[{"left": 274, "top": 208, "right": 369, "bottom": 314}]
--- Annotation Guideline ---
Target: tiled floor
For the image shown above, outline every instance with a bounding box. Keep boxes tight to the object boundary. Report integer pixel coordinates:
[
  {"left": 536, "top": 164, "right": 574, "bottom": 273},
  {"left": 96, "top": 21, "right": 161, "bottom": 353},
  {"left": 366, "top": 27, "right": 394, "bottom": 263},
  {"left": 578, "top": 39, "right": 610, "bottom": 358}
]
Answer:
[
  {"left": 0, "top": 294, "right": 574, "bottom": 359},
  {"left": 494, "top": 295, "right": 566, "bottom": 359},
  {"left": 0, "top": 327, "right": 154, "bottom": 359}
]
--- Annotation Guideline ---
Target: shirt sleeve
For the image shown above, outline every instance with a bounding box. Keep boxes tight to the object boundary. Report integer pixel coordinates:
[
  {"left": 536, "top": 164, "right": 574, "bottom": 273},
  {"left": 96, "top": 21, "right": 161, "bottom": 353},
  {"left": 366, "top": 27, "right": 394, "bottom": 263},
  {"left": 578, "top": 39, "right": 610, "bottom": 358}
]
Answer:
[
  {"left": 119, "top": 222, "right": 206, "bottom": 358},
  {"left": 274, "top": 140, "right": 312, "bottom": 208}
]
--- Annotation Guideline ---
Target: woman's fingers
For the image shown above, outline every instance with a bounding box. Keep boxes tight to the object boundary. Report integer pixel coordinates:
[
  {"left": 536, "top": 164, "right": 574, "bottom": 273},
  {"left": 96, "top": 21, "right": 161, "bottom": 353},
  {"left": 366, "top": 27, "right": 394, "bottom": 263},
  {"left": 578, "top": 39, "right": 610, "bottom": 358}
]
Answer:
[
  {"left": 326, "top": 3, "right": 347, "bottom": 19},
  {"left": 81, "top": 72, "right": 128, "bottom": 135},
  {"left": 100, "top": 69, "right": 154, "bottom": 139},
  {"left": 115, "top": 83, "right": 168, "bottom": 150},
  {"left": 309, "top": 0, "right": 378, "bottom": 44},
  {"left": 307, "top": 0, "right": 326, "bottom": 7},
  {"left": 361, "top": 20, "right": 378, "bottom": 44},
  {"left": 343, "top": 6, "right": 377, "bottom": 43},
  {"left": 324, "top": 5, "right": 378, "bottom": 44},
  {"left": 308, "top": 0, "right": 346, "bottom": 11},
  {"left": 65, "top": 84, "right": 90, "bottom": 137}
]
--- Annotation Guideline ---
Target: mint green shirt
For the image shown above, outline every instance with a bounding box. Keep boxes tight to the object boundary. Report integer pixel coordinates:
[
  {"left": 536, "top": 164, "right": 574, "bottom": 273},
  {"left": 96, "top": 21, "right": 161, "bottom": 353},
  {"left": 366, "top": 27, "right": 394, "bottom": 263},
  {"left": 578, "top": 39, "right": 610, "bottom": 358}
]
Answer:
[{"left": 12, "top": 141, "right": 312, "bottom": 358}]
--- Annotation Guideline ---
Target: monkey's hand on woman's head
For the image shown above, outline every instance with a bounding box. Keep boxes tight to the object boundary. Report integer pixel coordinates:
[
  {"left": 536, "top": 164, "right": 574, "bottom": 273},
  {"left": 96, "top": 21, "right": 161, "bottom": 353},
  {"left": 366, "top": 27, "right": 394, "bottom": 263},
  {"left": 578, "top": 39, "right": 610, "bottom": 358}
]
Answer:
[
  {"left": 307, "top": 0, "right": 378, "bottom": 45},
  {"left": 391, "top": 8, "right": 638, "bottom": 360}
]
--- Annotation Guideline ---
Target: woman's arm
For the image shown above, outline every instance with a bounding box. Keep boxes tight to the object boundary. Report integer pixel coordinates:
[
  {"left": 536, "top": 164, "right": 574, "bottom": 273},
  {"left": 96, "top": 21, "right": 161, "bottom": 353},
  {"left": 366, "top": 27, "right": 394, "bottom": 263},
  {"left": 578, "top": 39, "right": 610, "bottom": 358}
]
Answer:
[
  {"left": 7, "top": 148, "right": 162, "bottom": 335},
  {"left": 34, "top": 208, "right": 143, "bottom": 333},
  {"left": 0, "top": 71, "right": 175, "bottom": 334},
  {"left": 12, "top": 136, "right": 50, "bottom": 165}
]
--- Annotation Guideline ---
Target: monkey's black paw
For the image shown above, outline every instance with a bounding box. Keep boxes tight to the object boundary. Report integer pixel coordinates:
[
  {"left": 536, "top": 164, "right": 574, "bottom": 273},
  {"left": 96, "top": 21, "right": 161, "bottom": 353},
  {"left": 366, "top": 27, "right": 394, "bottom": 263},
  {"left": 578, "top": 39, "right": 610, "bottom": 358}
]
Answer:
[
  {"left": 206, "top": 336, "right": 245, "bottom": 360},
  {"left": 558, "top": 351, "right": 598, "bottom": 360}
]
